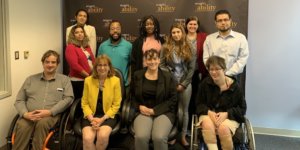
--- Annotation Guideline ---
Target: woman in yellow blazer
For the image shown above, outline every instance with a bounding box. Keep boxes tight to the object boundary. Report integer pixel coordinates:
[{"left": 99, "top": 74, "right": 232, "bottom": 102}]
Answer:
[{"left": 81, "top": 54, "right": 122, "bottom": 150}]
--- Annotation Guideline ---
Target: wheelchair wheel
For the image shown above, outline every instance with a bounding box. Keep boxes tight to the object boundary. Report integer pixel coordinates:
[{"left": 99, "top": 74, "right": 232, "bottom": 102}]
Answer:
[
  {"left": 6, "top": 114, "right": 19, "bottom": 150},
  {"left": 244, "top": 117, "right": 255, "bottom": 150},
  {"left": 58, "top": 112, "right": 77, "bottom": 150},
  {"left": 190, "top": 114, "right": 199, "bottom": 150},
  {"left": 43, "top": 129, "right": 58, "bottom": 150}
]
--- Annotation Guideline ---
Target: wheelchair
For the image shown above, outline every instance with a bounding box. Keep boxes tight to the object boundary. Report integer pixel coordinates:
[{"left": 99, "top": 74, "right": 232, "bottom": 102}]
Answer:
[
  {"left": 190, "top": 114, "right": 255, "bottom": 150},
  {"left": 121, "top": 93, "right": 184, "bottom": 149},
  {"left": 60, "top": 68, "right": 127, "bottom": 149},
  {"left": 6, "top": 109, "right": 71, "bottom": 150}
]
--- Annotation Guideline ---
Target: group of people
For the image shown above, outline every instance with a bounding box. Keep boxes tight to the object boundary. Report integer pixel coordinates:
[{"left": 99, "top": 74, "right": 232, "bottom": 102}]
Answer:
[{"left": 12, "top": 8, "right": 248, "bottom": 150}]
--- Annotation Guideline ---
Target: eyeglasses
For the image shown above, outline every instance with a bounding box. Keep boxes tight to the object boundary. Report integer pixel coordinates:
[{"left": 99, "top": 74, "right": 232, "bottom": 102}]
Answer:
[
  {"left": 209, "top": 68, "right": 223, "bottom": 72},
  {"left": 216, "top": 19, "right": 230, "bottom": 23},
  {"left": 97, "top": 64, "right": 108, "bottom": 67}
]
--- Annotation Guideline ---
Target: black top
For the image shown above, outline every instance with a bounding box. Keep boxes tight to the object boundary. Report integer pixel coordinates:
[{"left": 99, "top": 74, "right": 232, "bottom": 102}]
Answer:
[
  {"left": 195, "top": 76, "right": 247, "bottom": 123},
  {"left": 142, "top": 77, "right": 158, "bottom": 108},
  {"left": 132, "top": 68, "right": 177, "bottom": 123},
  {"left": 95, "top": 90, "right": 104, "bottom": 117}
]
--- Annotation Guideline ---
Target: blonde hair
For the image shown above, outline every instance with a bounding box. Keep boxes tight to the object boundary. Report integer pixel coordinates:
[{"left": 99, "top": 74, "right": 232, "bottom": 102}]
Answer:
[
  {"left": 92, "top": 55, "right": 115, "bottom": 78},
  {"left": 163, "top": 23, "right": 192, "bottom": 62}
]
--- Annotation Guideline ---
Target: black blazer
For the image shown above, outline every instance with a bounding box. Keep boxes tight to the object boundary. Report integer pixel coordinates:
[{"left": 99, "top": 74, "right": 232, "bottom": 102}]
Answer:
[{"left": 132, "top": 68, "right": 177, "bottom": 123}]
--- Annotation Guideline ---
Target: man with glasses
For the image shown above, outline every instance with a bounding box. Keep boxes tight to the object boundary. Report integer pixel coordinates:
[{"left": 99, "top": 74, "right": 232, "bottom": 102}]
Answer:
[
  {"left": 98, "top": 20, "right": 132, "bottom": 95},
  {"left": 203, "top": 9, "right": 249, "bottom": 77}
]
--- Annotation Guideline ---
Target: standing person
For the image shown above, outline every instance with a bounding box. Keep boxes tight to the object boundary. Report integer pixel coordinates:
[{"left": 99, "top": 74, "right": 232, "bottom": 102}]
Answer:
[
  {"left": 185, "top": 16, "right": 208, "bottom": 137},
  {"left": 185, "top": 16, "right": 208, "bottom": 83},
  {"left": 65, "top": 25, "right": 95, "bottom": 100},
  {"left": 195, "top": 56, "right": 246, "bottom": 150},
  {"left": 13, "top": 50, "right": 74, "bottom": 150},
  {"left": 66, "top": 9, "right": 97, "bottom": 56},
  {"left": 132, "top": 49, "right": 177, "bottom": 150},
  {"left": 131, "top": 15, "right": 165, "bottom": 76},
  {"left": 203, "top": 9, "right": 249, "bottom": 77},
  {"left": 98, "top": 20, "right": 132, "bottom": 94},
  {"left": 160, "top": 23, "right": 195, "bottom": 147},
  {"left": 81, "top": 55, "right": 122, "bottom": 150}
]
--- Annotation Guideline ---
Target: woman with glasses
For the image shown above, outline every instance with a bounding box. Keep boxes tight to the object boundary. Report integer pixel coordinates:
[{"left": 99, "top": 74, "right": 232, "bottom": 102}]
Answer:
[
  {"left": 81, "top": 55, "right": 122, "bottom": 150},
  {"left": 65, "top": 25, "right": 95, "bottom": 100},
  {"left": 195, "top": 55, "right": 247, "bottom": 150}
]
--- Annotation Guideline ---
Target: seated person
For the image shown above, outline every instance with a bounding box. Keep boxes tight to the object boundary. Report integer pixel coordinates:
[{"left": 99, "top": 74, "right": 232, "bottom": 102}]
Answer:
[
  {"left": 195, "top": 55, "right": 247, "bottom": 150},
  {"left": 81, "top": 55, "right": 122, "bottom": 150},
  {"left": 13, "top": 50, "right": 74, "bottom": 150},
  {"left": 132, "top": 49, "right": 177, "bottom": 150}
]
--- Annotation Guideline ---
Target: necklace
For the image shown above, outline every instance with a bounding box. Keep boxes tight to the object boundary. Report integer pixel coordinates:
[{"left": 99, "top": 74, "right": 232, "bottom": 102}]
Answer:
[
  {"left": 187, "top": 34, "right": 196, "bottom": 41},
  {"left": 99, "top": 79, "right": 105, "bottom": 91},
  {"left": 219, "top": 77, "right": 231, "bottom": 92}
]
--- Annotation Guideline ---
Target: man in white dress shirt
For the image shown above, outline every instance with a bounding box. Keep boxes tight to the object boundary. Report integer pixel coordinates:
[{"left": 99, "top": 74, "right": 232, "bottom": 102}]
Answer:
[{"left": 203, "top": 9, "right": 249, "bottom": 76}]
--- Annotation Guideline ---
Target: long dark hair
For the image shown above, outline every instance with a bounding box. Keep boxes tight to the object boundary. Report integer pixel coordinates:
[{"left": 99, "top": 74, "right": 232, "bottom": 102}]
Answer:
[
  {"left": 139, "top": 15, "right": 161, "bottom": 41},
  {"left": 185, "top": 16, "right": 201, "bottom": 33}
]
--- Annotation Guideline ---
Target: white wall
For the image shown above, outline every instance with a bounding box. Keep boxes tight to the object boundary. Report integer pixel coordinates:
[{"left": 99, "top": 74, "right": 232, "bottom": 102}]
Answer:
[
  {"left": 247, "top": 0, "right": 300, "bottom": 133},
  {"left": 0, "top": 0, "right": 62, "bottom": 146}
]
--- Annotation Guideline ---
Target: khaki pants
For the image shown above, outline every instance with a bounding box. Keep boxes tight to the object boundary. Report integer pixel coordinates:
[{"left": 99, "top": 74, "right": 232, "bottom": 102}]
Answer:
[
  {"left": 197, "top": 115, "right": 239, "bottom": 134},
  {"left": 12, "top": 115, "right": 60, "bottom": 150}
]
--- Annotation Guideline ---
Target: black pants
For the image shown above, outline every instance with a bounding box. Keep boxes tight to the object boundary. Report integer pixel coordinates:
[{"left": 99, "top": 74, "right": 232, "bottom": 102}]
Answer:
[{"left": 71, "top": 80, "right": 84, "bottom": 100}]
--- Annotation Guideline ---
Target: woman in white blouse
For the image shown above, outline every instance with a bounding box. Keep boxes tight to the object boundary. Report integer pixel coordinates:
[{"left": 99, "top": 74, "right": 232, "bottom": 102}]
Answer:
[{"left": 66, "top": 9, "right": 97, "bottom": 56}]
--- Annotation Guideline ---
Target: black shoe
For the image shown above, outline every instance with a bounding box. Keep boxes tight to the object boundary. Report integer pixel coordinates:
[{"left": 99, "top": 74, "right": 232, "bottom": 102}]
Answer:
[{"left": 183, "top": 144, "right": 190, "bottom": 150}]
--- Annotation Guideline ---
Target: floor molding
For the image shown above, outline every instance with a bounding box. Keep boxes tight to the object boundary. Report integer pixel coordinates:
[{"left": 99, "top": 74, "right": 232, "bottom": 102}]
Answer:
[{"left": 254, "top": 127, "right": 300, "bottom": 138}]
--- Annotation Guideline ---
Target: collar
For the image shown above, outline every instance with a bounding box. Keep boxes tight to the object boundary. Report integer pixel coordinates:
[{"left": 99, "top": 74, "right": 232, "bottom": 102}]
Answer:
[
  {"left": 40, "top": 72, "right": 56, "bottom": 81},
  {"left": 217, "top": 30, "right": 235, "bottom": 39},
  {"left": 108, "top": 38, "right": 123, "bottom": 46},
  {"left": 207, "top": 76, "right": 237, "bottom": 92},
  {"left": 74, "top": 24, "right": 87, "bottom": 28}
]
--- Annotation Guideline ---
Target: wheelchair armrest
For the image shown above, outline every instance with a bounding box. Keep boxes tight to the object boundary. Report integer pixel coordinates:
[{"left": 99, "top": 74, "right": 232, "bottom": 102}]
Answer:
[
  {"left": 111, "top": 114, "right": 121, "bottom": 135},
  {"left": 120, "top": 96, "right": 130, "bottom": 126},
  {"left": 122, "top": 96, "right": 137, "bottom": 126},
  {"left": 69, "top": 98, "right": 82, "bottom": 124}
]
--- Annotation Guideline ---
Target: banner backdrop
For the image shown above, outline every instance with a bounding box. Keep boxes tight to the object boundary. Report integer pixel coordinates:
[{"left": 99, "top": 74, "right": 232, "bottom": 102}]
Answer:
[{"left": 63, "top": 0, "right": 249, "bottom": 92}]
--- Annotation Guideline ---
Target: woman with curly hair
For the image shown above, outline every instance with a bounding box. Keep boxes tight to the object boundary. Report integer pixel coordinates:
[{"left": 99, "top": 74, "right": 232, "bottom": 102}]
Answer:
[
  {"left": 131, "top": 15, "right": 165, "bottom": 76},
  {"left": 160, "top": 23, "right": 196, "bottom": 147},
  {"left": 65, "top": 25, "right": 95, "bottom": 100}
]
